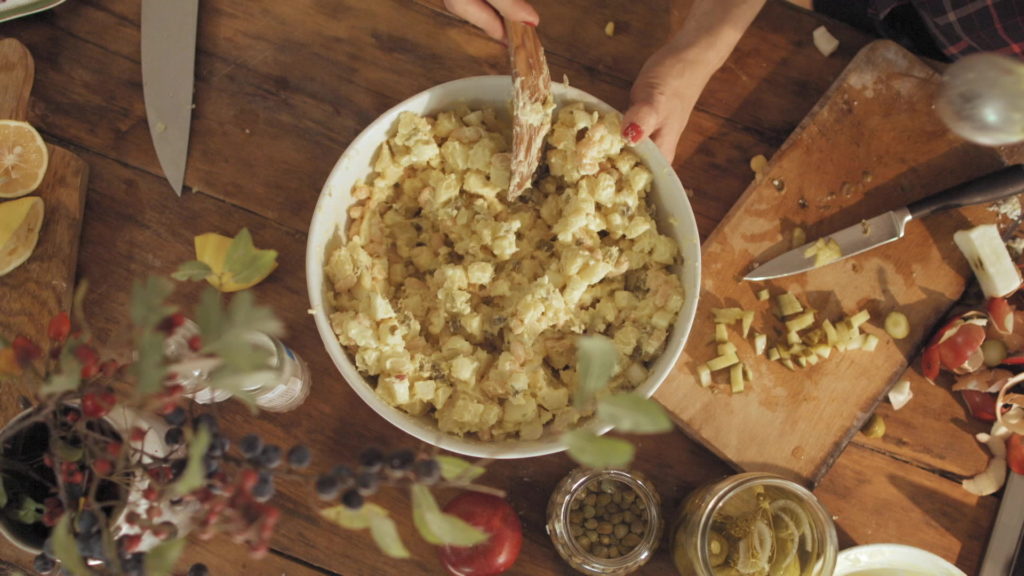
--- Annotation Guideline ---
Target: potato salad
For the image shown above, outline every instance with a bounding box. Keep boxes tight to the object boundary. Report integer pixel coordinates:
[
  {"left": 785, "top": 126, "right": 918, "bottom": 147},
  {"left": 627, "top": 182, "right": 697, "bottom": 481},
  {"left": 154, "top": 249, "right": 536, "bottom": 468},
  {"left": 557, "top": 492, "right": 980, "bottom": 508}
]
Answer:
[{"left": 325, "top": 103, "right": 684, "bottom": 441}]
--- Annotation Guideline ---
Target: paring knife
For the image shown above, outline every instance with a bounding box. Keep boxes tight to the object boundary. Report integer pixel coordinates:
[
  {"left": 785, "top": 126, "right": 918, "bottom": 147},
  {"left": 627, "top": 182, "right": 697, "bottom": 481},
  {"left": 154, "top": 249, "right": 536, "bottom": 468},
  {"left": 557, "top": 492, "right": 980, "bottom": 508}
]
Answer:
[
  {"left": 744, "top": 164, "right": 1024, "bottom": 281},
  {"left": 141, "top": 0, "right": 199, "bottom": 196},
  {"left": 505, "top": 19, "right": 552, "bottom": 201}
]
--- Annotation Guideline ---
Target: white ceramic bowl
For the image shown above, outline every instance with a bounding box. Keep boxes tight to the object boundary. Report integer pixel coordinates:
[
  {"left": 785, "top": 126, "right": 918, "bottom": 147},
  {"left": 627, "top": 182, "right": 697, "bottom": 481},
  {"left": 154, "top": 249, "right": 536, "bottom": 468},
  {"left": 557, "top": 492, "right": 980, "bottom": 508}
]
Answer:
[
  {"left": 306, "top": 76, "right": 701, "bottom": 459},
  {"left": 834, "top": 544, "right": 966, "bottom": 576}
]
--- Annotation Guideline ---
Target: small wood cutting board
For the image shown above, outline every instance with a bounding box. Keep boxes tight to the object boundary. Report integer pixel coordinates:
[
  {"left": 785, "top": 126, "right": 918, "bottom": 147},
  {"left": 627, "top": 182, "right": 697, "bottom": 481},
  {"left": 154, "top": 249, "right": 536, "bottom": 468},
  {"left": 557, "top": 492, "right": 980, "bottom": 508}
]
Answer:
[
  {"left": 654, "top": 40, "right": 1016, "bottom": 486},
  {"left": 0, "top": 38, "right": 89, "bottom": 417}
]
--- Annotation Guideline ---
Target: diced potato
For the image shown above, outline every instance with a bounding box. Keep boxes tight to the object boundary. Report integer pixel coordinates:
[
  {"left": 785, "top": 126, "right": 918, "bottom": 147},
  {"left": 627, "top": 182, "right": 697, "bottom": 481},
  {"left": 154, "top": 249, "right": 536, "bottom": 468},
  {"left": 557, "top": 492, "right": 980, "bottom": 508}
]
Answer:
[
  {"left": 741, "top": 310, "right": 755, "bottom": 338},
  {"left": 863, "top": 333, "right": 880, "bottom": 352},
  {"left": 786, "top": 331, "right": 802, "bottom": 345},
  {"left": 717, "top": 342, "right": 738, "bottom": 356},
  {"left": 697, "top": 364, "right": 712, "bottom": 387},
  {"left": 756, "top": 288, "right": 770, "bottom": 302},
  {"left": 730, "top": 363, "right": 745, "bottom": 393},
  {"left": 712, "top": 307, "right": 745, "bottom": 324},
  {"left": 848, "top": 309, "right": 871, "bottom": 329},
  {"left": 707, "top": 351, "right": 740, "bottom": 372},
  {"left": 753, "top": 332, "right": 767, "bottom": 356},
  {"left": 777, "top": 293, "right": 803, "bottom": 317},
  {"left": 767, "top": 347, "right": 781, "bottom": 361},
  {"left": 792, "top": 227, "right": 806, "bottom": 249},
  {"left": 785, "top": 311, "right": 815, "bottom": 333},
  {"left": 715, "top": 323, "right": 729, "bottom": 343},
  {"left": 822, "top": 319, "right": 838, "bottom": 346}
]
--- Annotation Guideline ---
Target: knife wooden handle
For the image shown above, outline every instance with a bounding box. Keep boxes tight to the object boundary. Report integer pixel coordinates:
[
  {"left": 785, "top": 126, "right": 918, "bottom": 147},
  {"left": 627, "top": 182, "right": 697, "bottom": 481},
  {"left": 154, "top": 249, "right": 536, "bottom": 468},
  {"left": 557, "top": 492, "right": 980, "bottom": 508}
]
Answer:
[{"left": 908, "top": 163, "right": 1024, "bottom": 219}]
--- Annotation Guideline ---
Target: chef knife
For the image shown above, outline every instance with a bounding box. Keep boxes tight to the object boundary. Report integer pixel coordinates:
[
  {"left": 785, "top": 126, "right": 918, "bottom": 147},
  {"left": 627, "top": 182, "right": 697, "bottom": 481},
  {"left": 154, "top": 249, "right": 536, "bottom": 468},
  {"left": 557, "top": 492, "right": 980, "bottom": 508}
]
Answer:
[
  {"left": 744, "top": 164, "right": 1024, "bottom": 281},
  {"left": 141, "top": 0, "right": 199, "bottom": 196}
]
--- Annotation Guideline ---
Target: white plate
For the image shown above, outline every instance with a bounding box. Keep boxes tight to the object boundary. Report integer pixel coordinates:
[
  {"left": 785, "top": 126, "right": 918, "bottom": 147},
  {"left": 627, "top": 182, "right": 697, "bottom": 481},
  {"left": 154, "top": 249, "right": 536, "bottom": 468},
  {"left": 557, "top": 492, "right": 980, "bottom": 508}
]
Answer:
[
  {"left": 835, "top": 543, "right": 967, "bottom": 576},
  {"left": 0, "top": 0, "right": 66, "bottom": 23},
  {"left": 306, "top": 76, "right": 701, "bottom": 459}
]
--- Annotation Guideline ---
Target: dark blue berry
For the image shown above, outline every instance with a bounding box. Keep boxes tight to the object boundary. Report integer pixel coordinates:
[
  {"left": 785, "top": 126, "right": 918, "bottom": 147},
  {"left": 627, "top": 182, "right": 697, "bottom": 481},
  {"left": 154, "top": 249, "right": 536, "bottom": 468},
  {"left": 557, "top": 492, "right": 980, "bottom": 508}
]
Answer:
[
  {"left": 331, "top": 464, "right": 354, "bottom": 484},
  {"left": 257, "top": 444, "right": 282, "bottom": 469},
  {"left": 33, "top": 553, "right": 56, "bottom": 574},
  {"left": 239, "top": 434, "right": 263, "bottom": 458},
  {"left": 413, "top": 458, "right": 442, "bottom": 485},
  {"left": 315, "top": 474, "right": 341, "bottom": 500},
  {"left": 163, "top": 406, "right": 187, "bottom": 427},
  {"left": 359, "top": 447, "right": 383, "bottom": 471},
  {"left": 187, "top": 564, "right": 211, "bottom": 576},
  {"left": 355, "top": 471, "right": 379, "bottom": 496},
  {"left": 207, "top": 434, "right": 229, "bottom": 458},
  {"left": 194, "top": 413, "right": 219, "bottom": 435},
  {"left": 252, "top": 471, "right": 275, "bottom": 502},
  {"left": 286, "top": 445, "right": 311, "bottom": 469},
  {"left": 341, "top": 488, "right": 364, "bottom": 510},
  {"left": 76, "top": 509, "right": 99, "bottom": 534},
  {"left": 386, "top": 449, "right": 415, "bottom": 472},
  {"left": 164, "top": 426, "right": 185, "bottom": 446}
]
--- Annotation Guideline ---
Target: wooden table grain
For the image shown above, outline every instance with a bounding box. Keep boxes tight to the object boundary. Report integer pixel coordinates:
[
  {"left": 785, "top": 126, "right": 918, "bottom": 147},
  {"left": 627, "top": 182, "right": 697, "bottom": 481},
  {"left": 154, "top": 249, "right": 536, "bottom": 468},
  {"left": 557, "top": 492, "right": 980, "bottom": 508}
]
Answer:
[{"left": 0, "top": 0, "right": 1009, "bottom": 574}]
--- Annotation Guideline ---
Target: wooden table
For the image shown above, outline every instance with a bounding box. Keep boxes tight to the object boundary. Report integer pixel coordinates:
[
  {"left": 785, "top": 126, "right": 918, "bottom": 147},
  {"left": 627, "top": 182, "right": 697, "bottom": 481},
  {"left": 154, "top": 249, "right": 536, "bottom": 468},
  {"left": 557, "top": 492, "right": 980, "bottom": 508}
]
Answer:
[{"left": 0, "top": 0, "right": 1009, "bottom": 574}]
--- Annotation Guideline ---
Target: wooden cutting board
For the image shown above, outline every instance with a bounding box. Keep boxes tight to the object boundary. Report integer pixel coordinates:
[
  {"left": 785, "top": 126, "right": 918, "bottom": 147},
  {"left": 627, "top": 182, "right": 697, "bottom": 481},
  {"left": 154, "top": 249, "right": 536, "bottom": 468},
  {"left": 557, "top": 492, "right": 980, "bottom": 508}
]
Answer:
[
  {"left": 0, "top": 38, "right": 89, "bottom": 415},
  {"left": 654, "top": 40, "right": 1015, "bottom": 487}
]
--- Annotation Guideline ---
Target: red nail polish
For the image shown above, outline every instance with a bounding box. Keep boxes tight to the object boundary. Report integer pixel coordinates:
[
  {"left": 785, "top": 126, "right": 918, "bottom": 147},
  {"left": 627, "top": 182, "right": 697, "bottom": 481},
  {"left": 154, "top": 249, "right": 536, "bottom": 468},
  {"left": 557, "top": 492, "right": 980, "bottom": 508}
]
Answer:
[{"left": 623, "top": 122, "right": 643, "bottom": 144}]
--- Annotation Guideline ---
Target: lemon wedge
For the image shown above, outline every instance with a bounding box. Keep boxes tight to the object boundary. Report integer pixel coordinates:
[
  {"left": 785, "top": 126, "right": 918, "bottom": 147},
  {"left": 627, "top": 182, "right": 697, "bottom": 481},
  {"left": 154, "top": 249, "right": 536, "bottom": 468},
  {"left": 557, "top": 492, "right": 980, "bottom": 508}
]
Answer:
[
  {"left": 194, "top": 232, "right": 277, "bottom": 292},
  {"left": 0, "top": 195, "right": 44, "bottom": 276},
  {"left": 0, "top": 120, "right": 48, "bottom": 199}
]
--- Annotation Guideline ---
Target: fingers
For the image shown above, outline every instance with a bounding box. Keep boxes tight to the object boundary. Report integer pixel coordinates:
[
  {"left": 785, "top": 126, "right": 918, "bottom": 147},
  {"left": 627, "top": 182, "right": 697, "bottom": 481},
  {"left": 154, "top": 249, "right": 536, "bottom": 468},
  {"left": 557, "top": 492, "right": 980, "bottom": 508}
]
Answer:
[
  {"left": 623, "top": 101, "right": 687, "bottom": 164},
  {"left": 444, "top": 0, "right": 506, "bottom": 40},
  {"left": 443, "top": 0, "right": 539, "bottom": 42},
  {"left": 650, "top": 128, "right": 683, "bottom": 164},
  {"left": 621, "top": 103, "right": 661, "bottom": 145}
]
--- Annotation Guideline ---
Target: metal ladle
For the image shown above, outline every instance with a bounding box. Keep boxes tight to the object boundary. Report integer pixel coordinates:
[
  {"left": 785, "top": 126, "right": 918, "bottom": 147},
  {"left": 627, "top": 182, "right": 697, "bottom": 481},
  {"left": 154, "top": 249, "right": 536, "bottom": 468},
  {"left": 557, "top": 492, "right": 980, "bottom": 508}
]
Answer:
[{"left": 936, "top": 52, "right": 1024, "bottom": 147}]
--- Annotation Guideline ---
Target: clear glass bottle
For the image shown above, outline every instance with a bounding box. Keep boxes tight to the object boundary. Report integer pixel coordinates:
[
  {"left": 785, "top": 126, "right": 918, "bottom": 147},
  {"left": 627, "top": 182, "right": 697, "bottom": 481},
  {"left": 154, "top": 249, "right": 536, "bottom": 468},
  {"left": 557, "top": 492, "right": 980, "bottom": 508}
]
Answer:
[
  {"left": 164, "top": 319, "right": 311, "bottom": 412},
  {"left": 671, "top": 472, "right": 837, "bottom": 576},
  {"left": 547, "top": 468, "right": 663, "bottom": 576}
]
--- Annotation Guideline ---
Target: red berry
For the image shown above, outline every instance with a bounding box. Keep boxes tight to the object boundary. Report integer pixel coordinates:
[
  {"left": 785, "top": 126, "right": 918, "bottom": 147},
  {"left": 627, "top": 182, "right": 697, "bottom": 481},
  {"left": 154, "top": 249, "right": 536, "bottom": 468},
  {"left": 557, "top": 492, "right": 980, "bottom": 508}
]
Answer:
[
  {"left": 164, "top": 384, "right": 186, "bottom": 398},
  {"left": 65, "top": 410, "right": 81, "bottom": 424},
  {"left": 47, "top": 312, "right": 71, "bottom": 343},
  {"left": 146, "top": 506, "right": 161, "bottom": 520},
  {"left": 106, "top": 441, "right": 123, "bottom": 457},
  {"left": 81, "top": 362, "right": 99, "bottom": 380},
  {"left": 12, "top": 336, "right": 42, "bottom": 366},
  {"left": 143, "top": 486, "right": 160, "bottom": 501},
  {"left": 81, "top": 393, "right": 109, "bottom": 419},
  {"left": 121, "top": 534, "right": 142, "bottom": 553},
  {"left": 73, "top": 344, "right": 100, "bottom": 367},
  {"left": 43, "top": 454, "right": 53, "bottom": 468},
  {"left": 131, "top": 427, "right": 147, "bottom": 444},
  {"left": 63, "top": 466, "right": 84, "bottom": 484},
  {"left": 238, "top": 469, "right": 260, "bottom": 493},
  {"left": 93, "top": 459, "right": 113, "bottom": 476},
  {"left": 187, "top": 335, "right": 203, "bottom": 352},
  {"left": 157, "top": 313, "right": 186, "bottom": 334},
  {"left": 100, "top": 359, "right": 118, "bottom": 378}
]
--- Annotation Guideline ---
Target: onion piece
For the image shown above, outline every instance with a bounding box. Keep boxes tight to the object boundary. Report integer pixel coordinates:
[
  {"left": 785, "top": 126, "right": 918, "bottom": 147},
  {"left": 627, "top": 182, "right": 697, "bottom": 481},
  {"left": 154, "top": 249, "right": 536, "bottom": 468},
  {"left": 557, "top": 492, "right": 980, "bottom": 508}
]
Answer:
[
  {"left": 952, "top": 368, "right": 1013, "bottom": 393},
  {"left": 997, "top": 371, "right": 1024, "bottom": 435},
  {"left": 770, "top": 499, "right": 812, "bottom": 552},
  {"left": 888, "top": 379, "right": 913, "bottom": 411},
  {"left": 812, "top": 25, "right": 840, "bottom": 57}
]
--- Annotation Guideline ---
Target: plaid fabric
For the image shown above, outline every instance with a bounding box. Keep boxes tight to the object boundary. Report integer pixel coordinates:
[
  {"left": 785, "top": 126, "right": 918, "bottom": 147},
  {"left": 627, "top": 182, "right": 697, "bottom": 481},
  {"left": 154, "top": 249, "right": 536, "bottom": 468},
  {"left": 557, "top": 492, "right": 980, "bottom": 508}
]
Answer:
[{"left": 869, "top": 0, "right": 1024, "bottom": 59}]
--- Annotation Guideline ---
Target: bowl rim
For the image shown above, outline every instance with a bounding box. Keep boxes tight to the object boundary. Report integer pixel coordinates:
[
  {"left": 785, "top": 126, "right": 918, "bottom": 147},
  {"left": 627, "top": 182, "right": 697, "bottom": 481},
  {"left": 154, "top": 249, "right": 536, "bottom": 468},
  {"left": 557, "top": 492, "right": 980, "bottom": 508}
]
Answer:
[
  {"left": 834, "top": 543, "right": 966, "bottom": 575},
  {"left": 305, "top": 75, "right": 701, "bottom": 459}
]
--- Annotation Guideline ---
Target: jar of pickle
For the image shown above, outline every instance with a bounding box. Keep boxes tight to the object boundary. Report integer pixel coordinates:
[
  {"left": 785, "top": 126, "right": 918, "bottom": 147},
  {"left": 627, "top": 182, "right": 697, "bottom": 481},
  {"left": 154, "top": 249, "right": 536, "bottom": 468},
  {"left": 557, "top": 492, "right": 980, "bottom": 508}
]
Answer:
[
  {"left": 546, "top": 468, "right": 663, "bottom": 576},
  {"left": 672, "top": 472, "right": 837, "bottom": 576}
]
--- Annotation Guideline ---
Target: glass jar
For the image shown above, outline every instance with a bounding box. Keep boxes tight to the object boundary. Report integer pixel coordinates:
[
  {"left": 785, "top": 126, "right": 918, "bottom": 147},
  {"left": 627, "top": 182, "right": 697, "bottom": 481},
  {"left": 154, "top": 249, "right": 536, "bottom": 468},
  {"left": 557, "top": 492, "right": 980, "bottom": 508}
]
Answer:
[
  {"left": 164, "top": 319, "right": 311, "bottom": 412},
  {"left": 547, "top": 468, "right": 663, "bottom": 575},
  {"left": 671, "top": 472, "right": 837, "bottom": 576}
]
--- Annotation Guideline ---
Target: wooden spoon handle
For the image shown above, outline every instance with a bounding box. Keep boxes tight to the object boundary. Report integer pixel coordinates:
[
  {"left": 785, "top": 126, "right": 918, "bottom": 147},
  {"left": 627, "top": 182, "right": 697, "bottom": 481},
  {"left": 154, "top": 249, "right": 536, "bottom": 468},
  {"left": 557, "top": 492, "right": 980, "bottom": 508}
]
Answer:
[{"left": 506, "top": 20, "right": 551, "bottom": 200}]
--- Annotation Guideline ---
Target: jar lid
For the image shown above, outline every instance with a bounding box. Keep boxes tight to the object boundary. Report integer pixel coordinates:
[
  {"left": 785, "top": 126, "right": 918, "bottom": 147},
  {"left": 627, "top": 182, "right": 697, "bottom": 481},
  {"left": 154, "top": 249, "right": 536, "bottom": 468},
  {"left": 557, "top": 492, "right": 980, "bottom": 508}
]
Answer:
[{"left": 834, "top": 544, "right": 966, "bottom": 576}]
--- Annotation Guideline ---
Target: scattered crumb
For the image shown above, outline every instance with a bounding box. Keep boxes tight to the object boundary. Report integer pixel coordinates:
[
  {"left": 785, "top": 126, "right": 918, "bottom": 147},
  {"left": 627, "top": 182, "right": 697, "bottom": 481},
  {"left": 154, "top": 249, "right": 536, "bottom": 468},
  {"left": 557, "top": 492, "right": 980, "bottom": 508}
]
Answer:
[
  {"left": 991, "top": 196, "right": 1022, "bottom": 220},
  {"left": 812, "top": 25, "right": 840, "bottom": 57},
  {"left": 604, "top": 21, "right": 615, "bottom": 37},
  {"left": 155, "top": 121, "right": 167, "bottom": 134},
  {"left": 562, "top": 74, "right": 571, "bottom": 88}
]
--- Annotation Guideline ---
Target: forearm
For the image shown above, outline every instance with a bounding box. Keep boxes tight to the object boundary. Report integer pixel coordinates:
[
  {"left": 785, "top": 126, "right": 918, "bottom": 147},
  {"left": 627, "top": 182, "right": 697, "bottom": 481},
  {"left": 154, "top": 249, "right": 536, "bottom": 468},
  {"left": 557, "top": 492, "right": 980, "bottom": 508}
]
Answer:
[{"left": 663, "top": 0, "right": 767, "bottom": 80}]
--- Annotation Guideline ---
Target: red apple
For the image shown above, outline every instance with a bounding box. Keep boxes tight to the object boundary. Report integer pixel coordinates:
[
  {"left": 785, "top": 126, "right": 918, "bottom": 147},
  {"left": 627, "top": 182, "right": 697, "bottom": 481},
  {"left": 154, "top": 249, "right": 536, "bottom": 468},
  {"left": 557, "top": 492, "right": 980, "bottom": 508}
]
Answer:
[{"left": 437, "top": 491, "right": 522, "bottom": 576}]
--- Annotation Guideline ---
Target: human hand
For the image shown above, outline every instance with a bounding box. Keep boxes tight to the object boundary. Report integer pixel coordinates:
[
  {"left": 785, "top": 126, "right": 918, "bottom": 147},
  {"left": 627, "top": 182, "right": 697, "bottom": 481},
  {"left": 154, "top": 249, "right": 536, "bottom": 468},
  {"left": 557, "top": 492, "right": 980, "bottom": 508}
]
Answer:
[
  {"left": 621, "top": 45, "right": 707, "bottom": 164},
  {"left": 443, "top": 0, "right": 540, "bottom": 42}
]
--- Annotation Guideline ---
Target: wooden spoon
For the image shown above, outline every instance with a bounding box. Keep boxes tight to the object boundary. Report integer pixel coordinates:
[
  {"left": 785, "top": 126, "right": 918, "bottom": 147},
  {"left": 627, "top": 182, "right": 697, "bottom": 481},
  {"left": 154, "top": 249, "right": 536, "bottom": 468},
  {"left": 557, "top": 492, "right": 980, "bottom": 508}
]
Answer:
[{"left": 505, "top": 20, "right": 552, "bottom": 200}]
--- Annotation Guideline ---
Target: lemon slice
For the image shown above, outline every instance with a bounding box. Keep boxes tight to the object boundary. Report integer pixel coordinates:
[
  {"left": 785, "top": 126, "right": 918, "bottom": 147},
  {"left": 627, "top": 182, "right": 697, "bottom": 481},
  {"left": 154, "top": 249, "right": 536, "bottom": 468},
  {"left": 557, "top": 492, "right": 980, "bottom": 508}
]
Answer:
[
  {"left": 194, "top": 232, "right": 277, "bottom": 292},
  {"left": 0, "top": 196, "right": 44, "bottom": 276},
  {"left": 0, "top": 120, "right": 48, "bottom": 199}
]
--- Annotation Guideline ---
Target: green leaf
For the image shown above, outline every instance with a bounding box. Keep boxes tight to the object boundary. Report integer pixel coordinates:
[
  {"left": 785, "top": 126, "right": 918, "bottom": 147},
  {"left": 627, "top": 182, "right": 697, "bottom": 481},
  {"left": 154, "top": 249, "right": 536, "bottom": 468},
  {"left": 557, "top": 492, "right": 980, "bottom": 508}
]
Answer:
[
  {"left": 225, "top": 290, "right": 284, "bottom": 339},
  {"left": 56, "top": 441, "right": 84, "bottom": 463},
  {"left": 15, "top": 496, "right": 43, "bottom": 524},
  {"left": 169, "top": 425, "right": 212, "bottom": 497},
  {"left": 130, "top": 276, "right": 175, "bottom": 332},
  {"left": 52, "top": 514, "right": 90, "bottom": 576},
  {"left": 143, "top": 537, "right": 187, "bottom": 576},
  {"left": 40, "top": 350, "right": 81, "bottom": 396},
  {"left": 597, "top": 394, "right": 674, "bottom": 434},
  {"left": 321, "top": 504, "right": 376, "bottom": 530},
  {"left": 132, "top": 330, "right": 167, "bottom": 397},
  {"left": 195, "top": 286, "right": 226, "bottom": 344},
  {"left": 0, "top": 475, "right": 6, "bottom": 508},
  {"left": 224, "top": 228, "right": 278, "bottom": 286},
  {"left": 411, "top": 484, "right": 488, "bottom": 547},
  {"left": 369, "top": 509, "right": 410, "bottom": 559},
  {"left": 172, "top": 260, "right": 213, "bottom": 282},
  {"left": 435, "top": 454, "right": 487, "bottom": 483},
  {"left": 71, "top": 279, "right": 91, "bottom": 339},
  {"left": 575, "top": 335, "right": 618, "bottom": 408},
  {"left": 563, "top": 429, "right": 635, "bottom": 469}
]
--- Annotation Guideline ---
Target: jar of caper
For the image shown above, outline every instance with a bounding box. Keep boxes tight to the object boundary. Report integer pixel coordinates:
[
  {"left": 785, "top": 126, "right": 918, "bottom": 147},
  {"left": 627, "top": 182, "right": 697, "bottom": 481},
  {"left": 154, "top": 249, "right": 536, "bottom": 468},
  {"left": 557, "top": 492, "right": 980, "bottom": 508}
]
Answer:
[{"left": 547, "top": 468, "right": 663, "bottom": 576}]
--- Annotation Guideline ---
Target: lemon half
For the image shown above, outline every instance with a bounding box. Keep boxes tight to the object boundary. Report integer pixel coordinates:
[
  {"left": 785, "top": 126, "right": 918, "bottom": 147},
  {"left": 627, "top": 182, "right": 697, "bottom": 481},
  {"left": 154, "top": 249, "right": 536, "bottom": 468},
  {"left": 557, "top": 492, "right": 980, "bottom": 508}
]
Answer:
[
  {"left": 0, "top": 120, "right": 48, "bottom": 199},
  {"left": 0, "top": 195, "right": 44, "bottom": 276}
]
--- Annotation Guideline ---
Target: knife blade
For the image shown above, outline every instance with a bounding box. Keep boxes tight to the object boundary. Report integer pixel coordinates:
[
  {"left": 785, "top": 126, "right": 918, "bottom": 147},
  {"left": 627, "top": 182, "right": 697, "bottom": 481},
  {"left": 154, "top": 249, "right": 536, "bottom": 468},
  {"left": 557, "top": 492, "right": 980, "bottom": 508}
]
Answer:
[
  {"left": 744, "top": 164, "right": 1024, "bottom": 281},
  {"left": 141, "top": 0, "right": 199, "bottom": 196}
]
